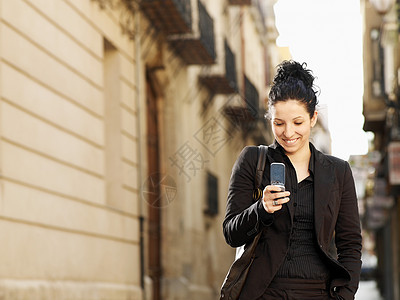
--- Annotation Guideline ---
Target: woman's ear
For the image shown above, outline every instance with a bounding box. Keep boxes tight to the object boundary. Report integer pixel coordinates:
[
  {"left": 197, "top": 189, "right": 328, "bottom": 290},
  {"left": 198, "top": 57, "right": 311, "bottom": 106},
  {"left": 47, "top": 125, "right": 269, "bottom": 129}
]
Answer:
[{"left": 311, "top": 111, "right": 318, "bottom": 128}]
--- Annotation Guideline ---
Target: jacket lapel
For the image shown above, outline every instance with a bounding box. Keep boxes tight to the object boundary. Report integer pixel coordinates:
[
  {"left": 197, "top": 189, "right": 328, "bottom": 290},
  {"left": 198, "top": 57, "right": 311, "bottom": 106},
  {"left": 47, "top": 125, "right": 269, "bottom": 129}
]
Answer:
[{"left": 313, "top": 149, "right": 335, "bottom": 241}]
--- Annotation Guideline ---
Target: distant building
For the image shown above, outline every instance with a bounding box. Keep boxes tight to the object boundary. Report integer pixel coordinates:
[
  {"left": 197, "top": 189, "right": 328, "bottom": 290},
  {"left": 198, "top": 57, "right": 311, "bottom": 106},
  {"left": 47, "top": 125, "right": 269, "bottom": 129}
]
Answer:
[{"left": 360, "top": 0, "right": 400, "bottom": 299}]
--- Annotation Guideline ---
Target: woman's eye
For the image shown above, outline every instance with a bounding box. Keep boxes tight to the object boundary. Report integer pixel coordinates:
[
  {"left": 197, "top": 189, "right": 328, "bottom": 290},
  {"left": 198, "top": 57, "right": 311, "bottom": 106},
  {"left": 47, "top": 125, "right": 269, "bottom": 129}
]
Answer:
[
  {"left": 274, "top": 122, "right": 283, "bottom": 126},
  {"left": 295, "top": 122, "right": 303, "bottom": 125}
]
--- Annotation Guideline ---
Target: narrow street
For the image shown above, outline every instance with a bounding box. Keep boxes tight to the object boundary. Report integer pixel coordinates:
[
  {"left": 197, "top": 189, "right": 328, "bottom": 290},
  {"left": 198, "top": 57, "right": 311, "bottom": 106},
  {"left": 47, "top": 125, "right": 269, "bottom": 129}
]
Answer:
[{"left": 355, "top": 280, "right": 382, "bottom": 300}]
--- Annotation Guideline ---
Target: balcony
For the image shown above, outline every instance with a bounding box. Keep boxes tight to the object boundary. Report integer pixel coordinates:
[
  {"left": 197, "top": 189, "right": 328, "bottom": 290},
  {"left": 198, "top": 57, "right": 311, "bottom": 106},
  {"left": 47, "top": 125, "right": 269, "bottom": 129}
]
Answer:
[
  {"left": 222, "top": 95, "right": 254, "bottom": 128},
  {"left": 222, "top": 76, "right": 260, "bottom": 126},
  {"left": 222, "top": 75, "right": 271, "bottom": 143},
  {"left": 199, "top": 40, "right": 237, "bottom": 94},
  {"left": 140, "top": 0, "right": 192, "bottom": 35},
  {"left": 168, "top": 0, "right": 216, "bottom": 65},
  {"left": 228, "top": 0, "right": 251, "bottom": 5}
]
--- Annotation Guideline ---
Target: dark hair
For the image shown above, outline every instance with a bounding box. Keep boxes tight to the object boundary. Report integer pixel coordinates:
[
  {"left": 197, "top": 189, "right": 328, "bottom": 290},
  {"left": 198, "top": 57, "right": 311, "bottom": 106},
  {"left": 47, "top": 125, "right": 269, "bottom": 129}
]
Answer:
[{"left": 267, "top": 60, "right": 319, "bottom": 118}]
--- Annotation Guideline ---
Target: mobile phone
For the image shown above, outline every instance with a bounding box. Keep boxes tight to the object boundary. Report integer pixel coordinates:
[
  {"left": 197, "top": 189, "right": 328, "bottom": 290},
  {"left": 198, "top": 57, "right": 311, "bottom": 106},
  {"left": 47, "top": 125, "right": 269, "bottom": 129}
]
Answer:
[{"left": 270, "top": 162, "right": 285, "bottom": 192}]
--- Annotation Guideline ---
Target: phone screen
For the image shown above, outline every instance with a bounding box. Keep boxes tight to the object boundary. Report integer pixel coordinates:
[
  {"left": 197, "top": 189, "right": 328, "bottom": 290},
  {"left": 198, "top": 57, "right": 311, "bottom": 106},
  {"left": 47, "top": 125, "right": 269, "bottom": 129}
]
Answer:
[{"left": 270, "top": 162, "right": 285, "bottom": 191}]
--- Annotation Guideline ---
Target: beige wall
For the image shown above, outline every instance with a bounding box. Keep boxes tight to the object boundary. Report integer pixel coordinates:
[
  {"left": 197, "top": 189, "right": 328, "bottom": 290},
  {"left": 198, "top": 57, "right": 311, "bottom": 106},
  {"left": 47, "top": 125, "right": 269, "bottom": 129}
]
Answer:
[
  {"left": 0, "top": 0, "right": 277, "bottom": 299},
  {"left": 0, "top": 0, "right": 140, "bottom": 298}
]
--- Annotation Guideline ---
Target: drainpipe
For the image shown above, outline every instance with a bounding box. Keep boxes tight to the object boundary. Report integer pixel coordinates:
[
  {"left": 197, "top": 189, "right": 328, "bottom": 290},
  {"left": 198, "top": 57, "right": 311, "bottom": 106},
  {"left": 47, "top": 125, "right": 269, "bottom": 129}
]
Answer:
[
  {"left": 134, "top": 5, "right": 146, "bottom": 300},
  {"left": 240, "top": 7, "right": 246, "bottom": 103}
]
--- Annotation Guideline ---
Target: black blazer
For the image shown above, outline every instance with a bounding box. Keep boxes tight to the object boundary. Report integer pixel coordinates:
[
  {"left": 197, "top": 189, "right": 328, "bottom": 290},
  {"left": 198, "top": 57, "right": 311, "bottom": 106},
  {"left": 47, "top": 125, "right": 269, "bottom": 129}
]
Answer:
[{"left": 223, "top": 143, "right": 362, "bottom": 300}]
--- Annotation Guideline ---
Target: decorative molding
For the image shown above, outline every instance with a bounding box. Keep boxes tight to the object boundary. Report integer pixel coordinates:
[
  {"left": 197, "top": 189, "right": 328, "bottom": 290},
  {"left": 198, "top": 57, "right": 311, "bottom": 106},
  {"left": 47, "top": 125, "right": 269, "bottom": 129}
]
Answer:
[{"left": 92, "top": 0, "right": 138, "bottom": 39}]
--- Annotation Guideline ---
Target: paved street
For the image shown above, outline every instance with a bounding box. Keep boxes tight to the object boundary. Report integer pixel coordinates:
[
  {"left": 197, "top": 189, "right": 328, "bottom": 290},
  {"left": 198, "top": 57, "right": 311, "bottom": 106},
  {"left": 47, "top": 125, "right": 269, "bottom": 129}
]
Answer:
[{"left": 355, "top": 280, "right": 382, "bottom": 300}]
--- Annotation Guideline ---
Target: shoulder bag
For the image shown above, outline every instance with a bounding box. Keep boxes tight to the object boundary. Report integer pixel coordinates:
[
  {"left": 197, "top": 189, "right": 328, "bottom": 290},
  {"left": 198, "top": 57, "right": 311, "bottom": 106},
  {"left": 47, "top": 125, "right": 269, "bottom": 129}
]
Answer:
[{"left": 220, "top": 145, "right": 268, "bottom": 300}]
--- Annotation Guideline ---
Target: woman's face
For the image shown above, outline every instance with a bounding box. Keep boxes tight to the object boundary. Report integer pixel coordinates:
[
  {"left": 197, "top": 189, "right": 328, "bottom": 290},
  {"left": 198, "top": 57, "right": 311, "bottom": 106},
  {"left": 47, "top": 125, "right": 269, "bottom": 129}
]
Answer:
[{"left": 270, "top": 99, "right": 317, "bottom": 156}]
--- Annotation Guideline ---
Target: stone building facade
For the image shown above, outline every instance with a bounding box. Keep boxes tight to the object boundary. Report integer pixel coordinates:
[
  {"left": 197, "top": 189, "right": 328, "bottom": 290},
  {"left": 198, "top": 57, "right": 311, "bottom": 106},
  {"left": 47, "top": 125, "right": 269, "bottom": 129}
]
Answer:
[
  {"left": 0, "top": 0, "right": 285, "bottom": 299},
  {"left": 0, "top": 0, "right": 141, "bottom": 298}
]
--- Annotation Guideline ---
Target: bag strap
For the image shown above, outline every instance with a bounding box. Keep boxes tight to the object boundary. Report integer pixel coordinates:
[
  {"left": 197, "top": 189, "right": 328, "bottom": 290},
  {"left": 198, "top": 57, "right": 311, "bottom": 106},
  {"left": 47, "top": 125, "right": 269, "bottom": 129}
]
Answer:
[
  {"left": 253, "top": 145, "right": 268, "bottom": 201},
  {"left": 222, "top": 146, "right": 269, "bottom": 299},
  {"left": 236, "top": 145, "right": 267, "bottom": 260},
  {"left": 247, "top": 145, "right": 268, "bottom": 249}
]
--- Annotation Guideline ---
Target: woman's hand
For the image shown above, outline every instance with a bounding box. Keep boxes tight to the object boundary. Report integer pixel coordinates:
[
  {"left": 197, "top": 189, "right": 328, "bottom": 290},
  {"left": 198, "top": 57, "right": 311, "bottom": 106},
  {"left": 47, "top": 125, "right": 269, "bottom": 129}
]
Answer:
[{"left": 262, "top": 185, "right": 290, "bottom": 213}]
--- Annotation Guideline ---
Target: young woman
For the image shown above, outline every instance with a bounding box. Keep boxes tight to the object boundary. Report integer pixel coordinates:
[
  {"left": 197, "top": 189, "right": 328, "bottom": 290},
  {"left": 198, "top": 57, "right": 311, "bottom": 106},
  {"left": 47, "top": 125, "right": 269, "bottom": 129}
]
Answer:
[{"left": 223, "top": 61, "right": 362, "bottom": 300}]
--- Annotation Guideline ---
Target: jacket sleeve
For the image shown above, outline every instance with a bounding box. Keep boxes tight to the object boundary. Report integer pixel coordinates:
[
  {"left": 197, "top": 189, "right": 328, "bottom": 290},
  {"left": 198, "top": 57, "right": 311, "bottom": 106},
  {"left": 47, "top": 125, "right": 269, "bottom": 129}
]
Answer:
[
  {"left": 335, "top": 161, "right": 362, "bottom": 299},
  {"left": 223, "top": 146, "right": 274, "bottom": 248}
]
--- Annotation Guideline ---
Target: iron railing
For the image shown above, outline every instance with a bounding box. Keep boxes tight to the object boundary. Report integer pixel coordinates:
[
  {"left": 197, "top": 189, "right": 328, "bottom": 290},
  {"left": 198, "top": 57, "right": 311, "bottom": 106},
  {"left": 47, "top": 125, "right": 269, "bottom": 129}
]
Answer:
[{"left": 140, "top": 0, "right": 192, "bottom": 35}]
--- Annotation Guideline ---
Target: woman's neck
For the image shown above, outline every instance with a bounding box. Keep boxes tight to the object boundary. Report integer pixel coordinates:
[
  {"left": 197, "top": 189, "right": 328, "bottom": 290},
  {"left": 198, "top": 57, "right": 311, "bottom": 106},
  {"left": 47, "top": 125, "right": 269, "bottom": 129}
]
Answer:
[
  {"left": 286, "top": 143, "right": 311, "bottom": 164},
  {"left": 286, "top": 145, "right": 312, "bottom": 182}
]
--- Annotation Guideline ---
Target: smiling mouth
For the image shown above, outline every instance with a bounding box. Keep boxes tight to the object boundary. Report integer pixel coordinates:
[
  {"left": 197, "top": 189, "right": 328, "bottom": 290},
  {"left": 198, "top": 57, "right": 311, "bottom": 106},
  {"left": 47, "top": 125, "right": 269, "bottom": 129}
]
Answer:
[{"left": 283, "top": 138, "right": 299, "bottom": 144}]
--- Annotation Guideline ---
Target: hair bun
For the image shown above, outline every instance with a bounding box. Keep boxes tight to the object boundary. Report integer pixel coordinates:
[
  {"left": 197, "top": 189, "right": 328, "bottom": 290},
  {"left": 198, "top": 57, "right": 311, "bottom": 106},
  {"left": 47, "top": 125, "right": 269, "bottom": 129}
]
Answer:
[{"left": 273, "top": 60, "right": 314, "bottom": 88}]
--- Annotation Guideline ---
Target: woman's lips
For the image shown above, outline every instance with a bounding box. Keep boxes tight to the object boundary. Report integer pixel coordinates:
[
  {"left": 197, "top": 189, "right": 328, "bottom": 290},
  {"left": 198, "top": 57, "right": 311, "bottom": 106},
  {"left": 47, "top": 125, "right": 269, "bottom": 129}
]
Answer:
[{"left": 283, "top": 138, "right": 299, "bottom": 144}]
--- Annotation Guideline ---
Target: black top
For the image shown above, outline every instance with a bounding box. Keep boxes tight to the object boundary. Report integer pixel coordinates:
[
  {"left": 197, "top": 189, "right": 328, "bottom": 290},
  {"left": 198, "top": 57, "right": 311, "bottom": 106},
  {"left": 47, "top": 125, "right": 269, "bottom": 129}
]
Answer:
[{"left": 274, "top": 173, "right": 331, "bottom": 280}]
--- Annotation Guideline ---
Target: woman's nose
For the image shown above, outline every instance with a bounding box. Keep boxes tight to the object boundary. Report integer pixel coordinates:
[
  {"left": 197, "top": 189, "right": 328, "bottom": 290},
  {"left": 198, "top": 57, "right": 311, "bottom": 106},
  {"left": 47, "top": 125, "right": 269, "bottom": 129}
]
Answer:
[{"left": 284, "top": 124, "right": 294, "bottom": 137}]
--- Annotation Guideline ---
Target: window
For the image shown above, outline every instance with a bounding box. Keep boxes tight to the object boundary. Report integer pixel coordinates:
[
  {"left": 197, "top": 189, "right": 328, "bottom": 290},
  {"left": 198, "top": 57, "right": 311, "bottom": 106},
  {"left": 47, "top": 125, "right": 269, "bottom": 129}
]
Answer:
[{"left": 205, "top": 171, "right": 219, "bottom": 216}]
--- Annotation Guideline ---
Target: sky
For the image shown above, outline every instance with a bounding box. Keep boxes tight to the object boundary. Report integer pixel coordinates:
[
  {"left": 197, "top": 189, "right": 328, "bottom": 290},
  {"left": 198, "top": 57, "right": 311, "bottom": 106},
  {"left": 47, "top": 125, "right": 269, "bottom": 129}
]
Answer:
[{"left": 273, "top": 0, "right": 370, "bottom": 160}]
